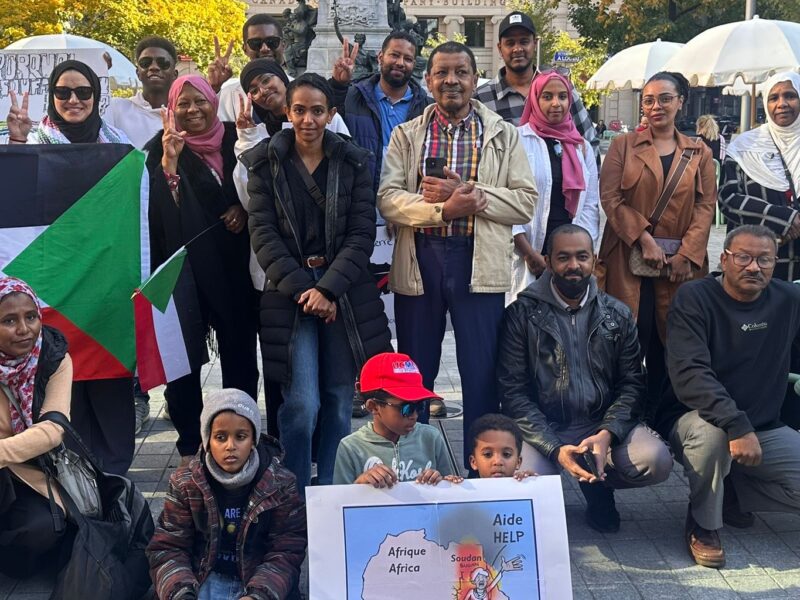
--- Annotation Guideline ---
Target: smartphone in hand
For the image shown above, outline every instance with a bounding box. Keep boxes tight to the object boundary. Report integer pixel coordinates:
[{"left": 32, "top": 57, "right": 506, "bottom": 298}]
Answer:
[
  {"left": 582, "top": 450, "right": 602, "bottom": 479},
  {"left": 425, "top": 157, "right": 447, "bottom": 179}
]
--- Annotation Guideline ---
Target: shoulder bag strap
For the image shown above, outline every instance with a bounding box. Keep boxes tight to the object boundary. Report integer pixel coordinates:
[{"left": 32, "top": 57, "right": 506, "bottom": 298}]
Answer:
[
  {"left": 38, "top": 411, "right": 103, "bottom": 473},
  {"left": 768, "top": 133, "right": 799, "bottom": 210},
  {"left": 1, "top": 384, "right": 67, "bottom": 532},
  {"left": 291, "top": 151, "right": 327, "bottom": 211},
  {"left": 648, "top": 148, "right": 695, "bottom": 229}
]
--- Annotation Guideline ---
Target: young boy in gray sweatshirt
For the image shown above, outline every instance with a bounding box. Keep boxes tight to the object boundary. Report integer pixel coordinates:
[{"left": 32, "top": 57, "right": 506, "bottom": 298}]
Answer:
[{"left": 333, "top": 352, "right": 463, "bottom": 487}]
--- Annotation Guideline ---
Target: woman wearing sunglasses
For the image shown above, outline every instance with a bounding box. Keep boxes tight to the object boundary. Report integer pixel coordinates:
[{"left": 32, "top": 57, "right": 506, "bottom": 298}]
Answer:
[
  {"left": 5, "top": 61, "right": 137, "bottom": 476},
  {"left": 597, "top": 71, "right": 716, "bottom": 420},
  {"left": 6, "top": 60, "right": 128, "bottom": 145},
  {"left": 507, "top": 69, "right": 600, "bottom": 303},
  {"left": 145, "top": 75, "right": 259, "bottom": 466}
]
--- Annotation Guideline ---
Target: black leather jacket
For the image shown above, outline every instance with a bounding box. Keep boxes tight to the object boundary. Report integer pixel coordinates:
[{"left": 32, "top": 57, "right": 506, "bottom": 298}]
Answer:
[{"left": 498, "top": 273, "right": 645, "bottom": 459}]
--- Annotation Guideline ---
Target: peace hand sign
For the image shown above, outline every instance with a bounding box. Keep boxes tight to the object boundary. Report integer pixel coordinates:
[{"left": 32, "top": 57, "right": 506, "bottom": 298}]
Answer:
[
  {"left": 7, "top": 90, "right": 32, "bottom": 143},
  {"left": 160, "top": 108, "right": 186, "bottom": 173},
  {"left": 207, "top": 36, "right": 235, "bottom": 93},
  {"left": 236, "top": 93, "right": 256, "bottom": 130},
  {"left": 331, "top": 37, "right": 360, "bottom": 85}
]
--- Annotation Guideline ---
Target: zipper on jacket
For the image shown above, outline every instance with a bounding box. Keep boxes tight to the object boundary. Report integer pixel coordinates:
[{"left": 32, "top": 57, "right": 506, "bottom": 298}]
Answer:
[{"left": 586, "top": 317, "right": 605, "bottom": 414}]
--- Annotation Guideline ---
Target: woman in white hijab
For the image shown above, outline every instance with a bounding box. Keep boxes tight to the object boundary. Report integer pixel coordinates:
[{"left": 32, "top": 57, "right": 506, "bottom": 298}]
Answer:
[{"left": 719, "top": 71, "right": 800, "bottom": 281}]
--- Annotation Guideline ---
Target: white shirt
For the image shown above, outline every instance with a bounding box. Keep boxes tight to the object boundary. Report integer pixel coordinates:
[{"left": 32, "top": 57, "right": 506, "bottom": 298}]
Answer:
[{"left": 104, "top": 92, "right": 164, "bottom": 149}]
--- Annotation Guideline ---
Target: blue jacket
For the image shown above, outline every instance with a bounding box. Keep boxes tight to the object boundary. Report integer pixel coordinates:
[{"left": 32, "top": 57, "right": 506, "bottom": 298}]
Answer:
[{"left": 331, "top": 74, "right": 431, "bottom": 193}]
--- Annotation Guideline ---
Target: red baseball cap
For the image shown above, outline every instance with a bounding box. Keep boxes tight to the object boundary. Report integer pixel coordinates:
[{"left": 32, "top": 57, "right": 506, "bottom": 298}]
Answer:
[{"left": 359, "top": 352, "right": 441, "bottom": 402}]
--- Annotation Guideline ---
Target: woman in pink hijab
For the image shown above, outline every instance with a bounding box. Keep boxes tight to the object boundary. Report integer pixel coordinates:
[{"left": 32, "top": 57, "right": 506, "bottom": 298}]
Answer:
[
  {"left": 507, "top": 70, "right": 600, "bottom": 302},
  {"left": 144, "top": 75, "right": 258, "bottom": 462}
]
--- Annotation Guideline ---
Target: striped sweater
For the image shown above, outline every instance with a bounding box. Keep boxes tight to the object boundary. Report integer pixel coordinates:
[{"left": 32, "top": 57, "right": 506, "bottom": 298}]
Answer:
[{"left": 146, "top": 436, "right": 307, "bottom": 600}]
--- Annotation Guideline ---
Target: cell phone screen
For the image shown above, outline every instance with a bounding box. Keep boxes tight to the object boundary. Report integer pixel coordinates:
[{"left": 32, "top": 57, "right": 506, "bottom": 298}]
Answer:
[{"left": 425, "top": 157, "right": 447, "bottom": 179}]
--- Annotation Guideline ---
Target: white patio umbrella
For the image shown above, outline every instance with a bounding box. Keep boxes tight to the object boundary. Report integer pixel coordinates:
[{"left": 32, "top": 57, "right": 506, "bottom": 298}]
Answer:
[
  {"left": 5, "top": 33, "right": 139, "bottom": 89},
  {"left": 586, "top": 39, "right": 685, "bottom": 91},
  {"left": 662, "top": 16, "right": 800, "bottom": 86}
]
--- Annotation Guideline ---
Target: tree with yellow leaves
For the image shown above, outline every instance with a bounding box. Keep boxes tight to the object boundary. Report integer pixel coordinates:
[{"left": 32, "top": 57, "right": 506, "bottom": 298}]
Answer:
[{"left": 0, "top": 0, "right": 247, "bottom": 70}]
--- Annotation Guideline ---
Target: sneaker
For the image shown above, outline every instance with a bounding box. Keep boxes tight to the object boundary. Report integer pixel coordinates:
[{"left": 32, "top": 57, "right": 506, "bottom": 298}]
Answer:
[
  {"left": 134, "top": 395, "right": 150, "bottom": 435},
  {"left": 579, "top": 481, "right": 620, "bottom": 533},
  {"left": 429, "top": 398, "right": 447, "bottom": 417},
  {"left": 722, "top": 477, "right": 755, "bottom": 528},
  {"left": 162, "top": 402, "right": 171, "bottom": 421},
  {"left": 685, "top": 508, "right": 725, "bottom": 568}
]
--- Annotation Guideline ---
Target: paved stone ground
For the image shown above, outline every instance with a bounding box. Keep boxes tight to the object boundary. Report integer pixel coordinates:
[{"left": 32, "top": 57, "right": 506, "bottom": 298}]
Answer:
[{"left": 5, "top": 225, "right": 800, "bottom": 599}]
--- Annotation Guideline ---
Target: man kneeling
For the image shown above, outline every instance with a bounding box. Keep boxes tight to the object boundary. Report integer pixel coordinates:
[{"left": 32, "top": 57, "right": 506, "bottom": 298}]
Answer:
[
  {"left": 499, "top": 224, "right": 672, "bottom": 532},
  {"left": 659, "top": 224, "right": 800, "bottom": 568}
]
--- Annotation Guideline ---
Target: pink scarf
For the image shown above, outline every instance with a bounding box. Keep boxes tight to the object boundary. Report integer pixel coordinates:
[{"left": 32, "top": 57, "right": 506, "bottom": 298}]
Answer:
[
  {"left": 0, "top": 278, "right": 43, "bottom": 434},
  {"left": 520, "top": 71, "right": 586, "bottom": 218},
  {"left": 168, "top": 75, "right": 225, "bottom": 178}
]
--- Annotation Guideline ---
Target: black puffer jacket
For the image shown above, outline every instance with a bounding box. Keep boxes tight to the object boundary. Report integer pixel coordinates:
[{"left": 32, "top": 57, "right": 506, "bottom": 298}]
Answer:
[
  {"left": 243, "top": 129, "right": 391, "bottom": 384},
  {"left": 498, "top": 273, "right": 645, "bottom": 460},
  {"left": 32, "top": 326, "right": 68, "bottom": 421}
]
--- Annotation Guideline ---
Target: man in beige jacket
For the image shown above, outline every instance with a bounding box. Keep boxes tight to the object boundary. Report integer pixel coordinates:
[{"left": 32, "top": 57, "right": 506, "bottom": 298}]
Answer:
[{"left": 378, "top": 41, "right": 537, "bottom": 470}]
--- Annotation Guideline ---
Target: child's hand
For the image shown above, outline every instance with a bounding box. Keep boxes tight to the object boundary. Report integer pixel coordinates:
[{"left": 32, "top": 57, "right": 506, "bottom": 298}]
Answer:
[
  {"left": 513, "top": 470, "right": 537, "bottom": 481},
  {"left": 444, "top": 474, "right": 464, "bottom": 484},
  {"left": 355, "top": 464, "right": 398, "bottom": 488},
  {"left": 415, "top": 468, "right": 443, "bottom": 485}
]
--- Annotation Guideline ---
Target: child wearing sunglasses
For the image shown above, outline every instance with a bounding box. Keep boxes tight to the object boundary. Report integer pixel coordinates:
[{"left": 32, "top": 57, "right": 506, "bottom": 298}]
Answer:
[{"left": 333, "top": 353, "right": 463, "bottom": 487}]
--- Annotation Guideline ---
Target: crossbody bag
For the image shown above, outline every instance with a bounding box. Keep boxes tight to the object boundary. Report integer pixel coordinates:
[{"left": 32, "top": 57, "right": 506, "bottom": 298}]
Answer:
[{"left": 629, "top": 148, "right": 696, "bottom": 278}]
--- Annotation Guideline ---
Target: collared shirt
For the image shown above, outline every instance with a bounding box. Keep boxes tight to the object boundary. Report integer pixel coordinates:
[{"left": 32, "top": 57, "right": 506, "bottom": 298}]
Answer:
[
  {"left": 374, "top": 81, "right": 413, "bottom": 150},
  {"left": 474, "top": 67, "right": 597, "bottom": 147},
  {"left": 105, "top": 92, "right": 163, "bottom": 149},
  {"left": 418, "top": 104, "right": 483, "bottom": 237}
]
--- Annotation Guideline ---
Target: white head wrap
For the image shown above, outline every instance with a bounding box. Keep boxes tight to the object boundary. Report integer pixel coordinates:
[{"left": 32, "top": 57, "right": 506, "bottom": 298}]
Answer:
[{"left": 726, "top": 71, "right": 800, "bottom": 194}]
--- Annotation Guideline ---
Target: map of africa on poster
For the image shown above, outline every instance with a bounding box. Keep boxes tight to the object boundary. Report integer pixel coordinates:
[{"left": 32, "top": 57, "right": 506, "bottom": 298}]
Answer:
[
  {"left": 344, "top": 500, "right": 538, "bottom": 600},
  {"left": 306, "top": 477, "right": 572, "bottom": 600}
]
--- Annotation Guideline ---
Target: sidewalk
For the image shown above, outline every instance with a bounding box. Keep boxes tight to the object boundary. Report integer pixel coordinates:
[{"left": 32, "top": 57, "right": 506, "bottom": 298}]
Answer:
[{"left": 5, "top": 226, "right": 800, "bottom": 599}]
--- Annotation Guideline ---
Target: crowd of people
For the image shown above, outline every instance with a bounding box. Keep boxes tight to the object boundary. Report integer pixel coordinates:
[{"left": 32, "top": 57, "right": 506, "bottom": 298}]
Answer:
[{"left": 2, "top": 9, "right": 800, "bottom": 598}]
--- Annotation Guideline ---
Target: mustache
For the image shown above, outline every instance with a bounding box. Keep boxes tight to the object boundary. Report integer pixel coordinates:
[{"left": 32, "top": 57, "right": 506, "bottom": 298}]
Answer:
[
  {"left": 441, "top": 86, "right": 463, "bottom": 93},
  {"left": 563, "top": 269, "right": 584, "bottom": 278}
]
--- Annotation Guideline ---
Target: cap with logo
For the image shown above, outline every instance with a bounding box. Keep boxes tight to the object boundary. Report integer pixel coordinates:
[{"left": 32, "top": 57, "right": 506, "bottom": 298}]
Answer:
[
  {"left": 498, "top": 11, "right": 537, "bottom": 39},
  {"left": 359, "top": 352, "right": 441, "bottom": 402}
]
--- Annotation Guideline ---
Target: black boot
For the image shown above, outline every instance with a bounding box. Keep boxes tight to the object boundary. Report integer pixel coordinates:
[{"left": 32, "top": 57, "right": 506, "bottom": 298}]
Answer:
[{"left": 579, "top": 481, "right": 620, "bottom": 533}]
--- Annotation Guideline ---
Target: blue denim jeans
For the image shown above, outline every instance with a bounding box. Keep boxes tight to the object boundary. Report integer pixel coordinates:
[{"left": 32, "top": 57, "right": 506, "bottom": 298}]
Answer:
[
  {"left": 280, "top": 312, "right": 356, "bottom": 493},
  {"left": 198, "top": 572, "right": 244, "bottom": 600}
]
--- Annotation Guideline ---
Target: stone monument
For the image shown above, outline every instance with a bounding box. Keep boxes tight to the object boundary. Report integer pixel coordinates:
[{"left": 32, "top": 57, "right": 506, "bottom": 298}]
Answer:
[{"left": 306, "top": 0, "right": 392, "bottom": 77}]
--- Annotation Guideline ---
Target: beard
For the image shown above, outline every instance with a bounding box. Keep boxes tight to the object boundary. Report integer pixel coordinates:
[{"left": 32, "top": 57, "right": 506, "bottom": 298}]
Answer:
[
  {"left": 506, "top": 56, "right": 533, "bottom": 74},
  {"left": 381, "top": 64, "right": 413, "bottom": 88}
]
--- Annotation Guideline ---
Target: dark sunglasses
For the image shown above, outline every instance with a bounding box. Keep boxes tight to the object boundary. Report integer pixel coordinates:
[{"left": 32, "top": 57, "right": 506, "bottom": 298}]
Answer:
[
  {"left": 537, "top": 64, "right": 571, "bottom": 77},
  {"left": 377, "top": 399, "right": 428, "bottom": 418},
  {"left": 137, "top": 56, "right": 173, "bottom": 70},
  {"left": 246, "top": 36, "right": 282, "bottom": 52},
  {"left": 52, "top": 86, "right": 93, "bottom": 101}
]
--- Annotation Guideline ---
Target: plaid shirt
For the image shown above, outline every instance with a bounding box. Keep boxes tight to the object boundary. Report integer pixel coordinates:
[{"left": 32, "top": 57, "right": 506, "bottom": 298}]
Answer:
[
  {"left": 474, "top": 67, "right": 597, "bottom": 147},
  {"left": 418, "top": 104, "right": 483, "bottom": 237}
]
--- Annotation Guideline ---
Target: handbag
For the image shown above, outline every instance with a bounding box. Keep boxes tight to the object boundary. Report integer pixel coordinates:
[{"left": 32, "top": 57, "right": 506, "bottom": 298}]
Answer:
[
  {"left": 0, "top": 384, "right": 101, "bottom": 521},
  {"left": 629, "top": 148, "right": 696, "bottom": 278}
]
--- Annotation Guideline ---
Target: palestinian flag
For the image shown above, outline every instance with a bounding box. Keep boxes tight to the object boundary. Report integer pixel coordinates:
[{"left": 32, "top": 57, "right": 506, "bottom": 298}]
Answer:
[
  {"left": 0, "top": 143, "right": 149, "bottom": 380},
  {"left": 133, "top": 246, "right": 207, "bottom": 392}
]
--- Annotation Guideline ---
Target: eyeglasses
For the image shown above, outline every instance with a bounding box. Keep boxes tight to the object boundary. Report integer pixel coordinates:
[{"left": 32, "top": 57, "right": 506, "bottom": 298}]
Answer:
[
  {"left": 642, "top": 94, "right": 680, "bottom": 108},
  {"left": 377, "top": 399, "right": 428, "bottom": 418},
  {"left": 246, "top": 36, "right": 282, "bottom": 52},
  {"left": 537, "top": 64, "right": 571, "bottom": 77},
  {"left": 52, "top": 86, "right": 93, "bottom": 101},
  {"left": 137, "top": 56, "right": 173, "bottom": 70},
  {"left": 724, "top": 249, "right": 777, "bottom": 269},
  {"left": 248, "top": 74, "right": 278, "bottom": 96}
]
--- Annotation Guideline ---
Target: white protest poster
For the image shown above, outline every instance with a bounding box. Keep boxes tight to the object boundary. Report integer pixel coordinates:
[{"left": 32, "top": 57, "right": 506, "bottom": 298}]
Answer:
[
  {"left": 0, "top": 48, "right": 110, "bottom": 141},
  {"left": 306, "top": 476, "right": 573, "bottom": 600},
  {"left": 370, "top": 224, "right": 396, "bottom": 338}
]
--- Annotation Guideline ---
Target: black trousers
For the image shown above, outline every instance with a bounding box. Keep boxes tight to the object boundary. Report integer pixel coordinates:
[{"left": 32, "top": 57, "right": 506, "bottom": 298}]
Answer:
[
  {"left": 638, "top": 279, "right": 667, "bottom": 425},
  {"left": 0, "top": 477, "right": 72, "bottom": 579},
  {"left": 166, "top": 312, "right": 259, "bottom": 457},
  {"left": 71, "top": 377, "right": 135, "bottom": 475}
]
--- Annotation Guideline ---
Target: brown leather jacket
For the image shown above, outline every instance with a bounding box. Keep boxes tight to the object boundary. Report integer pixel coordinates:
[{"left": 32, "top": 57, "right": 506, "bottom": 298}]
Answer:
[{"left": 596, "top": 128, "right": 716, "bottom": 340}]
